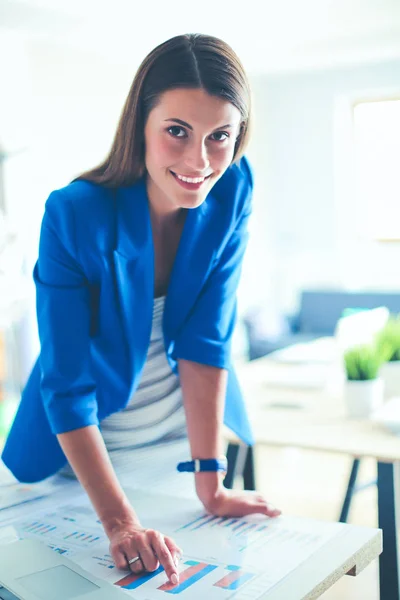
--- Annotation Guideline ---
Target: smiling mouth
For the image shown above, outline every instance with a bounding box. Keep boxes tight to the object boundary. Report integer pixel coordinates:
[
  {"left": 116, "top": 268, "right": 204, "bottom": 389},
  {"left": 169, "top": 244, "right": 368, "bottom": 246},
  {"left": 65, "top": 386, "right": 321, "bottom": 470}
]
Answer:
[{"left": 170, "top": 171, "right": 212, "bottom": 185}]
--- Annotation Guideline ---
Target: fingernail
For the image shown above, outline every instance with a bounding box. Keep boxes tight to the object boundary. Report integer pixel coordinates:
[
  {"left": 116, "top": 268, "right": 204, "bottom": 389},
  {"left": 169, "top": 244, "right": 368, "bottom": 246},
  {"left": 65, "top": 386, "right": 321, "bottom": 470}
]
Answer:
[{"left": 171, "top": 573, "right": 179, "bottom": 585}]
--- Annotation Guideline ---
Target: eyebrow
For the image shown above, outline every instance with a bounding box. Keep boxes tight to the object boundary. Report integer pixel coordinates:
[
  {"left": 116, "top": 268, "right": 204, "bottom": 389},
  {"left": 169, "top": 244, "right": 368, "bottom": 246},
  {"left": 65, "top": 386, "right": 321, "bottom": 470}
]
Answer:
[{"left": 164, "top": 118, "right": 234, "bottom": 131}]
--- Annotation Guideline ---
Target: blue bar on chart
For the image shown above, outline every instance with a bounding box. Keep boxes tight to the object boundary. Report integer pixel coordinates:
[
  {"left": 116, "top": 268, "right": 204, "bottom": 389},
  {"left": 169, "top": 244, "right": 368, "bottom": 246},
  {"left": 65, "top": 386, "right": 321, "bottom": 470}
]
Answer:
[
  {"left": 176, "top": 515, "right": 208, "bottom": 532},
  {"left": 159, "top": 560, "right": 218, "bottom": 594},
  {"left": 235, "top": 523, "right": 258, "bottom": 536},
  {"left": 23, "top": 523, "right": 57, "bottom": 535},
  {"left": 50, "top": 546, "right": 68, "bottom": 555},
  {"left": 63, "top": 531, "right": 100, "bottom": 543},
  {"left": 232, "top": 522, "right": 248, "bottom": 533},
  {"left": 224, "top": 519, "right": 239, "bottom": 528},
  {"left": 64, "top": 531, "right": 78, "bottom": 540},
  {"left": 214, "top": 565, "right": 255, "bottom": 590},
  {"left": 177, "top": 515, "right": 219, "bottom": 532},
  {"left": 191, "top": 516, "right": 219, "bottom": 530},
  {"left": 210, "top": 517, "right": 227, "bottom": 527}
]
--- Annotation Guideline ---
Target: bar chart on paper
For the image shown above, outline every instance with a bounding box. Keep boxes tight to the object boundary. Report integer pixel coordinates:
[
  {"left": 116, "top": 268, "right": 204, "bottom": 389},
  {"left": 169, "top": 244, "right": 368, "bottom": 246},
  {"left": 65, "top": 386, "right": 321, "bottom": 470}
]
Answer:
[
  {"left": 112, "top": 511, "right": 345, "bottom": 599},
  {"left": 4, "top": 489, "right": 348, "bottom": 599},
  {"left": 175, "top": 514, "right": 271, "bottom": 553},
  {"left": 173, "top": 511, "right": 345, "bottom": 562},
  {"left": 15, "top": 518, "right": 103, "bottom": 558},
  {"left": 9, "top": 504, "right": 273, "bottom": 598},
  {"left": 115, "top": 556, "right": 270, "bottom": 599}
]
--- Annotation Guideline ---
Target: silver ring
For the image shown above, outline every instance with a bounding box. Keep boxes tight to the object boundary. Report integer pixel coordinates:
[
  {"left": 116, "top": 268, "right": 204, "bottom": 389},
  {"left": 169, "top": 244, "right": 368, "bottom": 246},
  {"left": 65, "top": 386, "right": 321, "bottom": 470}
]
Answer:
[{"left": 128, "top": 556, "right": 141, "bottom": 566}]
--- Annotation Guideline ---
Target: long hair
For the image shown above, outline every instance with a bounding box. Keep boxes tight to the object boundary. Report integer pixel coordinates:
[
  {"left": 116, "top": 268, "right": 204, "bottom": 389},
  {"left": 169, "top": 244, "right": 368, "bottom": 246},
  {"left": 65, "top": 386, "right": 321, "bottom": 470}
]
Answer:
[{"left": 75, "top": 33, "right": 252, "bottom": 188}]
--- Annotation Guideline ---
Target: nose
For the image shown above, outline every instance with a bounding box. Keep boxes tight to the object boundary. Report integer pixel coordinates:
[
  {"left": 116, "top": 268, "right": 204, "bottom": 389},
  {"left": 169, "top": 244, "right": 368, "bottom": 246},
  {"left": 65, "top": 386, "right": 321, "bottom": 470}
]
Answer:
[{"left": 184, "top": 139, "right": 210, "bottom": 173}]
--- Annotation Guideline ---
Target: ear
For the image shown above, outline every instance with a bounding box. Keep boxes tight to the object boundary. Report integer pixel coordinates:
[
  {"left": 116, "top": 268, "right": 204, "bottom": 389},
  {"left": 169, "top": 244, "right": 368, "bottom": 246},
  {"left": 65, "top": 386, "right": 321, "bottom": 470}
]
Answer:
[
  {"left": 236, "top": 121, "right": 245, "bottom": 139},
  {"left": 232, "top": 122, "right": 246, "bottom": 162}
]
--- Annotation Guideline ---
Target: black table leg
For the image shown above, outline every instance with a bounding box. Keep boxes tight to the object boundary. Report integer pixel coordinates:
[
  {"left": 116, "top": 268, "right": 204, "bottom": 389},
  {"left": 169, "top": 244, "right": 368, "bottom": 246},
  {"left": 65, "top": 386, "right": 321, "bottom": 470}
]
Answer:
[
  {"left": 377, "top": 461, "right": 400, "bottom": 600},
  {"left": 224, "top": 443, "right": 256, "bottom": 491},
  {"left": 339, "top": 458, "right": 361, "bottom": 523},
  {"left": 243, "top": 445, "right": 256, "bottom": 491},
  {"left": 224, "top": 443, "right": 240, "bottom": 489}
]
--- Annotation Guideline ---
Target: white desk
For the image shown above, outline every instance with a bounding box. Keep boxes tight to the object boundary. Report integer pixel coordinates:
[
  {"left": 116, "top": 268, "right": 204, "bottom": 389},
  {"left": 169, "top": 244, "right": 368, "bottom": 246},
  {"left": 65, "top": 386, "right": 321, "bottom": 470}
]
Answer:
[
  {"left": 227, "top": 349, "right": 400, "bottom": 599},
  {"left": 0, "top": 458, "right": 382, "bottom": 600}
]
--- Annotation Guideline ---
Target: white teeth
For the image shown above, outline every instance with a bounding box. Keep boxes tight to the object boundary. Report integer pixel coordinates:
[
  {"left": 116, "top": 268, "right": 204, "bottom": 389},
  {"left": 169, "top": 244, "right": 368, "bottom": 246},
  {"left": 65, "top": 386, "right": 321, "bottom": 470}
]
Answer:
[{"left": 175, "top": 174, "right": 205, "bottom": 184}]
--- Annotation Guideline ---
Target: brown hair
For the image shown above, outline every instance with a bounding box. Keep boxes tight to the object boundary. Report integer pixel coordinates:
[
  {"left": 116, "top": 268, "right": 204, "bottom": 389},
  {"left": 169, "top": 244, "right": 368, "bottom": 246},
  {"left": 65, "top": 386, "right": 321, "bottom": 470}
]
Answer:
[{"left": 75, "top": 33, "right": 252, "bottom": 188}]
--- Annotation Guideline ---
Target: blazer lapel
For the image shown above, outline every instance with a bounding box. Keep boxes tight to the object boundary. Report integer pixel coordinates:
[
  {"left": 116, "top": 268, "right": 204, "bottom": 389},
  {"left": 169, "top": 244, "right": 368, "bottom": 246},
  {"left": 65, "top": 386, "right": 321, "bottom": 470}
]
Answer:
[
  {"left": 113, "top": 181, "right": 154, "bottom": 382},
  {"left": 164, "top": 191, "right": 223, "bottom": 344}
]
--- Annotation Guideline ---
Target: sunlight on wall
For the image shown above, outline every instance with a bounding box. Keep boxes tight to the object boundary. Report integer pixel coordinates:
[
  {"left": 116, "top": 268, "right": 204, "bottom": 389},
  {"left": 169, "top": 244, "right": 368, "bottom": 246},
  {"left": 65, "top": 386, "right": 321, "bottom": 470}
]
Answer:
[{"left": 354, "top": 99, "right": 400, "bottom": 240}]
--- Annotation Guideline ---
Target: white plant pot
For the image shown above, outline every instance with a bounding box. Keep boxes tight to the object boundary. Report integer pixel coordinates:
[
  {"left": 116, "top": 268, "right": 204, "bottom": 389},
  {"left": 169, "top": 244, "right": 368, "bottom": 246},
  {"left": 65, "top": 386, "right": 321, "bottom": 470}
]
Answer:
[
  {"left": 381, "top": 361, "right": 400, "bottom": 399},
  {"left": 344, "top": 377, "right": 384, "bottom": 418}
]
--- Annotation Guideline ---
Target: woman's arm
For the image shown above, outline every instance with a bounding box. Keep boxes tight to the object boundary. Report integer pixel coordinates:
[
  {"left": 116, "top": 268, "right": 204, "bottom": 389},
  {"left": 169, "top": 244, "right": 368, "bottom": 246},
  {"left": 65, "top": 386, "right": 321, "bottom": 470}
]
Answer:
[
  {"left": 178, "top": 359, "right": 226, "bottom": 507},
  {"left": 57, "top": 426, "right": 136, "bottom": 534},
  {"left": 37, "top": 190, "right": 181, "bottom": 583},
  {"left": 179, "top": 359, "right": 281, "bottom": 518},
  {"left": 175, "top": 159, "right": 279, "bottom": 516},
  {"left": 57, "top": 426, "right": 181, "bottom": 583}
]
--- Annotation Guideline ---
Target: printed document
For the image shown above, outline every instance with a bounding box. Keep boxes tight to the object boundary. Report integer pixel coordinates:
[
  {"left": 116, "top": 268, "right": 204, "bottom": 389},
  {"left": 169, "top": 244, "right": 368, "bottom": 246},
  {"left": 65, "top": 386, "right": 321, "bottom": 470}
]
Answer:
[{"left": 2, "top": 488, "right": 347, "bottom": 599}]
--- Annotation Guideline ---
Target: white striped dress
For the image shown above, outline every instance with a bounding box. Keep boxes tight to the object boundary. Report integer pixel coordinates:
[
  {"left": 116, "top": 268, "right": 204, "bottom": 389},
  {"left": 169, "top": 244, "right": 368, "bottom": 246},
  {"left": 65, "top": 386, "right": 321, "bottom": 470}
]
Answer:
[{"left": 60, "top": 296, "right": 188, "bottom": 476}]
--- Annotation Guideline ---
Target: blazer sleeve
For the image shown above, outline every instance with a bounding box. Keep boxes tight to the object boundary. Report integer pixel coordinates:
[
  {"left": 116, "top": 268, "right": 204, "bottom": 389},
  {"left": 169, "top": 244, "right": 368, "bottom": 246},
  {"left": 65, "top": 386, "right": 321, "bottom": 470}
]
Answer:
[
  {"left": 173, "top": 159, "right": 253, "bottom": 369},
  {"left": 34, "top": 190, "right": 98, "bottom": 435}
]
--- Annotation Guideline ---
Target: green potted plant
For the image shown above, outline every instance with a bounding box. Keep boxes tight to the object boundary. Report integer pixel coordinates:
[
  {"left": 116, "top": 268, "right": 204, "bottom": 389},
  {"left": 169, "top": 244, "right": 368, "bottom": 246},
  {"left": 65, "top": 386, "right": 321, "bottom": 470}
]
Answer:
[
  {"left": 343, "top": 344, "right": 384, "bottom": 418},
  {"left": 376, "top": 316, "right": 400, "bottom": 398}
]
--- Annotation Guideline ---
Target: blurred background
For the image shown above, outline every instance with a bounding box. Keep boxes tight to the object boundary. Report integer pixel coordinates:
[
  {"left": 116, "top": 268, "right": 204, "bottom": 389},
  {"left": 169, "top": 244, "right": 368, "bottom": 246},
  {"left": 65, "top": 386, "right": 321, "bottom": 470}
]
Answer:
[
  {"left": 1, "top": 0, "right": 400, "bottom": 386},
  {"left": 1, "top": 1, "right": 400, "bottom": 597}
]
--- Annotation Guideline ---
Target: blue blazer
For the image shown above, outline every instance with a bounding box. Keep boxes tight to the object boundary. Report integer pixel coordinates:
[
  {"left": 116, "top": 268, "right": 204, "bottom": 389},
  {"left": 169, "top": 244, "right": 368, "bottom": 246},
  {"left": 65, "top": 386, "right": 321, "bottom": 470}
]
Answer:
[{"left": 2, "top": 157, "right": 254, "bottom": 483}]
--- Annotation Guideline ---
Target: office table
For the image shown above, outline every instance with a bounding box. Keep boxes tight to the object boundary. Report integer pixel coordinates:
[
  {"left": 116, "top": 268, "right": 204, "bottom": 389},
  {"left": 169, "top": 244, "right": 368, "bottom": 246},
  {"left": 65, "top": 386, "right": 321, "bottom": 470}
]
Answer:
[
  {"left": 0, "top": 350, "right": 383, "bottom": 599},
  {"left": 226, "top": 353, "right": 400, "bottom": 600},
  {"left": 0, "top": 476, "right": 382, "bottom": 600}
]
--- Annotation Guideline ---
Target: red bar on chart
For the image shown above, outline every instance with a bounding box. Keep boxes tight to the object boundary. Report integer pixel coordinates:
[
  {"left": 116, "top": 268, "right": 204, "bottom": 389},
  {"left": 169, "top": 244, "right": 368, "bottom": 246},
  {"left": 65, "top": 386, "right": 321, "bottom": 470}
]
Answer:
[
  {"left": 158, "top": 561, "right": 212, "bottom": 592},
  {"left": 214, "top": 566, "right": 255, "bottom": 590},
  {"left": 215, "top": 571, "right": 241, "bottom": 588},
  {"left": 116, "top": 573, "right": 140, "bottom": 587}
]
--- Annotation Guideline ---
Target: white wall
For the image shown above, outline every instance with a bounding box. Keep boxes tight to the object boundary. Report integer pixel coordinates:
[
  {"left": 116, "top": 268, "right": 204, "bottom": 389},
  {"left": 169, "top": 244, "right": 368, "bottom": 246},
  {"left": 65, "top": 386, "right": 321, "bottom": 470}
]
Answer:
[
  {"left": 2, "top": 38, "right": 137, "bottom": 378},
  {"left": 4, "top": 39, "right": 137, "bottom": 246},
  {"left": 246, "top": 59, "right": 400, "bottom": 316}
]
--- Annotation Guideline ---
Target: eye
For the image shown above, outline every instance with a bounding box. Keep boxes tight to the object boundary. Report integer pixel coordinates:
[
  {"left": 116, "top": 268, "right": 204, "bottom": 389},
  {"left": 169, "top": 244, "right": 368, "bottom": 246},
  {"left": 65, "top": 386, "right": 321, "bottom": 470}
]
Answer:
[
  {"left": 210, "top": 131, "right": 229, "bottom": 142},
  {"left": 167, "top": 126, "right": 187, "bottom": 138}
]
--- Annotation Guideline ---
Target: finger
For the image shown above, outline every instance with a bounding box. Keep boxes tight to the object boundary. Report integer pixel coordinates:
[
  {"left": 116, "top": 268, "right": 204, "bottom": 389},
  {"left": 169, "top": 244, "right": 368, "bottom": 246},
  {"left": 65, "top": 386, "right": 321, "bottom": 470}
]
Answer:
[
  {"left": 248, "top": 498, "right": 281, "bottom": 518},
  {"left": 149, "top": 531, "right": 179, "bottom": 585},
  {"left": 119, "top": 540, "right": 144, "bottom": 574},
  {"left": 237, "top": 492, "right": 281, "bottom": 516},
  {"left": 111, "top": 545, "right": 130, "bottom": 571},
  {"left": 226, "top": 496, "right": 281, "bottom": 518},
  {"left": 268, "top": 505, "right": 281, "bottom": 517},
  {"left": 164, "top": 535, "right": 182, "bottom": 555},
  {"left": 254, "top": 494, "right": 281, "bottom": 517},
  {"left": 127, "top": 554, "right": 144, "bottom": 574},
  {"left": 262, "top": 504, "right": 281, "bottom": 517},
  {"left": 136, "top": 538, "right": 160, "bottom": 572},
  {"left": 164, "top": 536, "right": 183, "bottom": 566}
]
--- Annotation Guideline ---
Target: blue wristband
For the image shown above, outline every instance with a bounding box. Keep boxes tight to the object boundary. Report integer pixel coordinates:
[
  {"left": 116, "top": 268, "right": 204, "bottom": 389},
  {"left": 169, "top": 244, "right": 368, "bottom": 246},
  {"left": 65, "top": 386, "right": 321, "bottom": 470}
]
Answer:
[{"left": 177, "top": 457, "right": 228, "bottom": 473}]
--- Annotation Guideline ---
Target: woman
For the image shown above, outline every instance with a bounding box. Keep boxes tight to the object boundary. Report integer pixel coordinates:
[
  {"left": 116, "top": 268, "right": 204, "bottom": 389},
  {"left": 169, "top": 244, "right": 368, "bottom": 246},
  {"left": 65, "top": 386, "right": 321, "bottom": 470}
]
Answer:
[{"left": 2, "top": 33, "right": 280, "bottom": 585}]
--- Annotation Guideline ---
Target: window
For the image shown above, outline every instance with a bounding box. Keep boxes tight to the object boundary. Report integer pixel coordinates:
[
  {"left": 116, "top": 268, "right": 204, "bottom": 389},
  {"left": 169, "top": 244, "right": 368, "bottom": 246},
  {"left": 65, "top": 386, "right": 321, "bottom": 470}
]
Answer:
[{"left": 354, "top": 99, "right": 400, "bottom": 241}]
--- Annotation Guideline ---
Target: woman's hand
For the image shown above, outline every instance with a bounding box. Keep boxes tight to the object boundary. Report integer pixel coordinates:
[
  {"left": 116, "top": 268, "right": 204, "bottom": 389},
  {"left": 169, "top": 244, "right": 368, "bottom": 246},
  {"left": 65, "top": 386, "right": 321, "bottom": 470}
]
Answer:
[
  {"left": 105, "top": 516, "right": 183, "bottom": 585},
  {"left": 204, "top": 488, "right": 281, "bottom": 518},
  {"left": 196, "top": 475, "right": 281, "bottom": 518}
]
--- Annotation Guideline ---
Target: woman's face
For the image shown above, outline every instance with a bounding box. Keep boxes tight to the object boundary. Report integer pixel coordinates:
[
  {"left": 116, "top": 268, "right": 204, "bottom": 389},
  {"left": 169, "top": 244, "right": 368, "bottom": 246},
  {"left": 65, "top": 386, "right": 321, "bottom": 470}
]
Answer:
[{"left": 144, "top": 88, "right": 242, "bottom": 214}]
